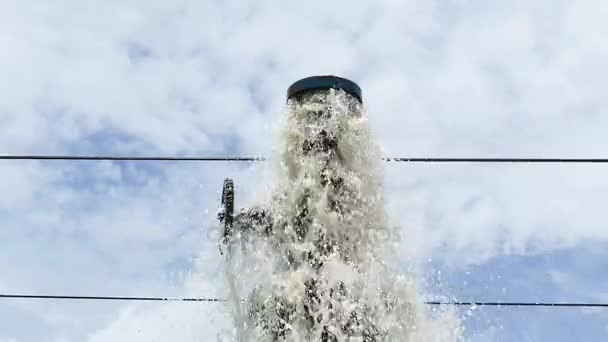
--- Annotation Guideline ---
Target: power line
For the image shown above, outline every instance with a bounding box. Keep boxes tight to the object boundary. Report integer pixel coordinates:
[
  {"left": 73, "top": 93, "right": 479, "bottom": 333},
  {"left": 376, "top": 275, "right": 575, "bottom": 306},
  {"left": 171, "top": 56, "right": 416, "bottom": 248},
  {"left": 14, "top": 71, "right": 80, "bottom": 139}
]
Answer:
[
  {"left": 2, "top": 294, "right": 607, "bottom": 308},
  {"left": 0, "top": 155, "right": 264, "bottom": 161},
  {"left": 424, "top": 301, "right": 608, "bottom": 308},
  {"left": 0, "top": 294, "right": 224, "bottom": 302},
  {"left": 2, "top": 155, "right": 608, "bottom": 163},
  {"left": 384, "top": 158, "right": 608, "bottom": 163}
]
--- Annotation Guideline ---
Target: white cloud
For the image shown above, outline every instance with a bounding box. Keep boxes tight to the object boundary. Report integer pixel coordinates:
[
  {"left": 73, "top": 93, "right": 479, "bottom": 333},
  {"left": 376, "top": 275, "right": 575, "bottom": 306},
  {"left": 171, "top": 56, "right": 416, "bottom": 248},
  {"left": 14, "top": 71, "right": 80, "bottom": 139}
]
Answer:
[
  {"left": 88, "top": 302, "right": 232, "bottom": 342},
  {"left": 1, "top": 0, "right": 608, "bottom": 340}
]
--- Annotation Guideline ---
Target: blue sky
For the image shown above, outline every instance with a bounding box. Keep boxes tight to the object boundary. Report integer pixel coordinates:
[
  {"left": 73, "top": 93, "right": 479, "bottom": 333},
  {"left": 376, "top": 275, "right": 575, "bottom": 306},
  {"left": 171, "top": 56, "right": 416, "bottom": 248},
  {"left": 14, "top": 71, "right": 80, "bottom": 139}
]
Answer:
[{"left": 1, "top": 0, "right": 608, "bottom": 340}]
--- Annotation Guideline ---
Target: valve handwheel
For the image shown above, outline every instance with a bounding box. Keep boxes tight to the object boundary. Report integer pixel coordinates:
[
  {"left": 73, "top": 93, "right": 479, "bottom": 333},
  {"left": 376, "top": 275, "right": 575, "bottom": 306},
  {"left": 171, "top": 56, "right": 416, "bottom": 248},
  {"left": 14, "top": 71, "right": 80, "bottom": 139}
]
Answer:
[{"left": 219, "top": 178, "right": 234, "bottom": 246}]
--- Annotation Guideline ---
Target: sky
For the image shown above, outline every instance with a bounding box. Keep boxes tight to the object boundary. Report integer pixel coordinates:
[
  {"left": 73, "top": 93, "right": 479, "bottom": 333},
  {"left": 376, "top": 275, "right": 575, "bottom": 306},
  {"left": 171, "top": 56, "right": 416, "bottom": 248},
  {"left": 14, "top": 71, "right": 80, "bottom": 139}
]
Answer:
[{"left": 1, "top": 0, "right": 608, "bottom": 340}]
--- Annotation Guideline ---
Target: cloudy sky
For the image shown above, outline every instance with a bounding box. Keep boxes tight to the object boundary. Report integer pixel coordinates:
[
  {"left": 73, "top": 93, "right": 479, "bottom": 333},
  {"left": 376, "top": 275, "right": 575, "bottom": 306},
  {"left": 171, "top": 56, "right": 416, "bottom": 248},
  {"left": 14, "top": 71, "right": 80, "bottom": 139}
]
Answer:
[{"left": 1, "top": 0, "right": 608, "bottom": 340}]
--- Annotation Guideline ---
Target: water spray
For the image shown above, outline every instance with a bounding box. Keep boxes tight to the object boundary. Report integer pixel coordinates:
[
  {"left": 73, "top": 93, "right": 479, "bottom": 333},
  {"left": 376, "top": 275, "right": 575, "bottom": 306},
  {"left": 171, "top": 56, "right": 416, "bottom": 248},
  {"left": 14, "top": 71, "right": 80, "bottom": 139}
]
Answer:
[{"left": 218, "top": 76, "right": 460, "bottom": 341}]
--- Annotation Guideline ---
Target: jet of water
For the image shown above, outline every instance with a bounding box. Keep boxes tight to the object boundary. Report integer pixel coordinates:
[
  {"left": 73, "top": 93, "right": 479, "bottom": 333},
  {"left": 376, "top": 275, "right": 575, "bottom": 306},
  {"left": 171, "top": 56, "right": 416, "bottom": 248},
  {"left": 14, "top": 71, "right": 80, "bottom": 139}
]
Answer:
[{"left": 222, "top": 89, "right": 461, "bottom": 341}]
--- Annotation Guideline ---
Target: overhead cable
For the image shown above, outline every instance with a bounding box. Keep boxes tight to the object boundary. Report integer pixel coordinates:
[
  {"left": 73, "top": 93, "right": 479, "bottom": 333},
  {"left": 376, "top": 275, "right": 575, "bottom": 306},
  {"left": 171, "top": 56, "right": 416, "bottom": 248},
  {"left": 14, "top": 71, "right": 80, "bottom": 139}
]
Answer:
[
  {"left": 2, "top": 294, "right": 607, "bottom": 308},
  {"left": 2, "top": 155, "right": 608, "bottom": 163}
]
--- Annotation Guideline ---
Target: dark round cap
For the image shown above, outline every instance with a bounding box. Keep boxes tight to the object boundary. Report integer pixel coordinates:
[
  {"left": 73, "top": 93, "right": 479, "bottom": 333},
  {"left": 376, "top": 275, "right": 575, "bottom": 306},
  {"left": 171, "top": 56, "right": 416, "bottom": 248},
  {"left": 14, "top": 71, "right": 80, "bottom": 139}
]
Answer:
[{"left": 287, "top": 75, "right": 362, "bottom": 103}]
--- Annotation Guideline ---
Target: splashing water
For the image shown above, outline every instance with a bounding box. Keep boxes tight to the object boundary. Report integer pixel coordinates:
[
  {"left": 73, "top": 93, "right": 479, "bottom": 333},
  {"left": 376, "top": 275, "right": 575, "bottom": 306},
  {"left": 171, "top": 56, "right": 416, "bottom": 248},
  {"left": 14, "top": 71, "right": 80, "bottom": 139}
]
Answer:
[{"left": 222, "top": 89, "right": 461, "bottom": 341}]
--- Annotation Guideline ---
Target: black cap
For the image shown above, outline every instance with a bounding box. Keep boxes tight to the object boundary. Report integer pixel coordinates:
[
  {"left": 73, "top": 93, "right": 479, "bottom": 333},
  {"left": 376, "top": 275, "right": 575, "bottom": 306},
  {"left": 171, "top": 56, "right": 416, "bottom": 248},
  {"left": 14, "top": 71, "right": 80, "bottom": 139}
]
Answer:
[{"left": 287, "top": 75, "right": 362, "bottom": 103}]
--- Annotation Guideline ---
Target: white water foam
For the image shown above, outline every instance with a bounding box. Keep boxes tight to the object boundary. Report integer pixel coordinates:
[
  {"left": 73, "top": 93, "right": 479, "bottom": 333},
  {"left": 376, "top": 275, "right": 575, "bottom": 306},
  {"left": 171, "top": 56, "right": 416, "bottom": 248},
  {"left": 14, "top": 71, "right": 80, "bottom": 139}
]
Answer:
[{"left": 222, "top": 89, "right": 461, "bottom": 341}]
